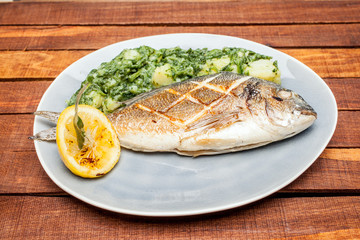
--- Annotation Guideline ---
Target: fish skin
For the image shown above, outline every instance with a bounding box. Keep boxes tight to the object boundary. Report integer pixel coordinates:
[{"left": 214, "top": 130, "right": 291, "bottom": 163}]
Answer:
[
  {"left": 106, "top": 72, "right": 317, "bottom": 156},
  {"left": 32, "top": 72, "right": 316, "bottom": 156}
]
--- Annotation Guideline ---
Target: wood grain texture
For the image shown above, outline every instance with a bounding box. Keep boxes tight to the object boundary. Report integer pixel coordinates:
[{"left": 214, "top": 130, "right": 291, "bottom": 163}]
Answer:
[
  {"left": 327, "top": 78, "right": 360, "bottom": 111},
  {"left": 0, "top": 115, "right": 36, "bottom": 152},
  {"left": 0, "top": 78, "right": 358, "bottom": 114},
  {"left": 0, "top": 81, "right": 52, "bottom": 113},
  {"left": 1, "top": 196, "right": 359, "bottom": 239},
  {"left": 282, "top": 49, "right": 360, "bottom": 78},
  {"left": 0, "top": 51, "right": 89, "bottom": 79},
  {"left": 1, "top": 49, "right": 360, "bottom": 79},
  {"left": 1, "top": 1, "right": 360, "bottom": 25},
  {"left": 328, "top": 111, "right": 360, "bottom": 148},
  {"left": 285, "top": 148, "right": 360, "bottom": 192},
  {"left": 1, "top": 148, "right": 359, "bottom": 194},
  {"left": 0, "top": 151, "right": 62, "bottom": 194},
  {"left": 1, "top": 24, "right": 360, "bottom": 50}
]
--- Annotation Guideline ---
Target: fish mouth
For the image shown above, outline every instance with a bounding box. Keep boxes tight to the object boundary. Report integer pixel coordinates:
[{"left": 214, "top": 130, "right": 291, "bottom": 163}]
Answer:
[
  {"left": 300, "top": 108, "right": 317, "bottom": 118},
  {"left": 294, "top": 96, "right": 317, "bottom": 118}
]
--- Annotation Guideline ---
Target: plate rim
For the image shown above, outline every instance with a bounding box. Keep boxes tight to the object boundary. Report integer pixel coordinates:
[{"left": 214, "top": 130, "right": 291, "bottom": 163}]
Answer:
[{"left": 34, "top": 33, "right": 338, "bottom": 217}]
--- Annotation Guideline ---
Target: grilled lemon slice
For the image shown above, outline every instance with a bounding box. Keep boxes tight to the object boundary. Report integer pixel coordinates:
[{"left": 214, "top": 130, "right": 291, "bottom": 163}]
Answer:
[{"left": 56, "top": 105, "right": 121, "bottom": 178}]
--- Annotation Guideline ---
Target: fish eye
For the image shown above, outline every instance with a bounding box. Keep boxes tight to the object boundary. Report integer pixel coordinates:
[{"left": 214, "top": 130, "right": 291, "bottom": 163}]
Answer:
[
  {"left": 277, "top": 90, "right": 292, "bottom": 100},
  {"left": 272, "top": 96, "right": 283, "bottom": 101}
]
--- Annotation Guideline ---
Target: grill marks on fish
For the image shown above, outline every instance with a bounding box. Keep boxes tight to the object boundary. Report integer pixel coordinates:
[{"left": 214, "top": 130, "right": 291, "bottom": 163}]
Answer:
[
  {"left": 135, "top": 103, "right": 184, "bottom": 128},
  {"left": 122, "top": 74, "right": 251, "bottom": 132},
  {"left": 107, "top": 73, "right": 261, "bottom": 155}
]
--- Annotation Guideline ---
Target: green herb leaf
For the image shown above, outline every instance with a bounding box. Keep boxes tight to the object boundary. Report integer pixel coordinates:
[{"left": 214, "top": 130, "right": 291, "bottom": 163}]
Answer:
[
  {"left": 73, "top": 83, "right": 89, "bottom": 150},
  {"left": 74, "top": 116, "right": 85, "bottom": 149}
]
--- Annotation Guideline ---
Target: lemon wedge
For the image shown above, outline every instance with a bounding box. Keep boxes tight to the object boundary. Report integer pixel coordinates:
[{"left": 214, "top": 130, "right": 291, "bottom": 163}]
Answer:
[{"left": 56, "top": 105, "right": 121, "bottom": 178}]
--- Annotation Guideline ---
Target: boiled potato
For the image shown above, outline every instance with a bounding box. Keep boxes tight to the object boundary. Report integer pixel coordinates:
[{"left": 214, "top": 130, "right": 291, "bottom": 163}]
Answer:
[{"left": 245, "top": 59, "right": 281, "bottom": 84}]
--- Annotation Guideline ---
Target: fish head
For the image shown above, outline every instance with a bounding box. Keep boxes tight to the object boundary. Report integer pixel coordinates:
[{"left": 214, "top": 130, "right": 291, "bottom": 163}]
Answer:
[
  {"left": 242, "top": 79, "right": 317, "bottom": 135},
  {"left": 264, "top": 87, "right": 317, "bottom": 133}
]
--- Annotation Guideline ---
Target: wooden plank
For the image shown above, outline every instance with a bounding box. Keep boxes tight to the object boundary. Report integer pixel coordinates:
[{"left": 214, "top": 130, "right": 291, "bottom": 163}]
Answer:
[
  {"left": 327, "top": 78, "right": 360, "bottom": 111},
  {"left": 0, "top": 81, "right": 52, "bottom": 114},
  {"left": 285, "top": 148, "right": 360, "bottom": 192},
  {"left": 0, "top": 151, "right": 62, "bottom": 194},
  {"left": 0, "top": 78, "right": 358, "bottom": 114},
  {"left": 282, "top": 49, "right": 360, "bottom": 79},
  {"left": 1, "top": 196, "right": 359, "bottom": 239},
  {"left": 1, "top": 24, "right": 360, "bottom": 50},
  {"left": 329, "top": 111, "right": 360, "bottom": 148},
  {"left": 1, "top": 148, "right": 359, "bottom": 194},
  {"left": 328, "top": 111, "right": 360, "bottom": 148},
  {"left": 1, "top": 1, "right": 360, "bottom": 25},
  {"left": 0, "top": 115, "right": 36, "bottom": 152},
  {"left": 1, "top": 49, "right": 360, "bottom": 79},
  {"left": 0, "top": 51, "right": 90, "bottom": 79}
]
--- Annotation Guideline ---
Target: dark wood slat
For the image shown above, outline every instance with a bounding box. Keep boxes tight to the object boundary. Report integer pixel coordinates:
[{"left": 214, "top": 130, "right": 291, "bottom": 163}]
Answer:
[
  {"left": 0, "top": 81, "right": 52, "bottom": 114},
  {"left": 1, "top": 196, "right": 359, "bottom": 239},
  {"left": 0, "top": 78, "right": 358, "bottom": 114},
  {"left": 327, "top": 78, "right": 360, "bottom": 111},
  {"left": 0, "top": 115, "right": 36, "bottom": 152},
  {"left": 1, "top": 148, "right": 359, "bottom": 194},
  {"left": 283, "top": 49, "right": 360, "bottom": 79},
  {"left": 285, "top": 148, "right": 360, "bottom": 192},
  {"left": 328, "top": 111, "right": 360, "bottom": 148},
  {"left": 0, "top": 51, "right": 91, "bottom": 79},
  {"left": 329, "top": 111, "right": 360, "bottom": 148},
  {"left": 0, "top": 151, "right": 62, "bottom": 194},
  {"left": 1, "top": 24, "right": 360, "bottom": 50},
  {"left": 1, "top": 49, "right": 360, "bottom": 79},
  {"left": 1, "top": 1, "right": 360, "bottom": 25}
]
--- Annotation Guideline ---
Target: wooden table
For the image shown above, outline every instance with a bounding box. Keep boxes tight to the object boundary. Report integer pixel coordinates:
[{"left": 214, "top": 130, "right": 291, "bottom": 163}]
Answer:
[{"left": 1, "top": 1, "right": 359, "bottom": 239}]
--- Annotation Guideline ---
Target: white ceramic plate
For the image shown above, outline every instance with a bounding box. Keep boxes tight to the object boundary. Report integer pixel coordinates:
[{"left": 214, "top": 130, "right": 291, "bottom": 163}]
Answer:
[{"left": 34, "top": 33, "right": 337, "bottom": 217}]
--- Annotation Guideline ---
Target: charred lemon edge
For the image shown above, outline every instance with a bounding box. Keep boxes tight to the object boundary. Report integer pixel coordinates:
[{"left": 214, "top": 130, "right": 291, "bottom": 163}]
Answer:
[{"left": 56, "top": 105, "right": 121, "bottom": 178}]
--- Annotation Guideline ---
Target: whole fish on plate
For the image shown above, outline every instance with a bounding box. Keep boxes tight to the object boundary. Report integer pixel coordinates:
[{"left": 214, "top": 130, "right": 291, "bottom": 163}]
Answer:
[{"left": 32, "top": 72, "right": 316, "bottom": 156}]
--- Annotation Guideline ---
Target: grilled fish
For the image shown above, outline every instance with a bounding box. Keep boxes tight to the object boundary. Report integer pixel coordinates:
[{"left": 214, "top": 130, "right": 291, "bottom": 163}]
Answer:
[{"left": 32, "top": 72, "right": 316, "bottom": 156}]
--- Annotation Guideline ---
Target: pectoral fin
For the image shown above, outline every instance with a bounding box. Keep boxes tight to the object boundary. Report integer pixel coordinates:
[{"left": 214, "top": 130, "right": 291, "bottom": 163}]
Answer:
[{"left": 186, "top": 110, "right": 243, "bottom": 132}]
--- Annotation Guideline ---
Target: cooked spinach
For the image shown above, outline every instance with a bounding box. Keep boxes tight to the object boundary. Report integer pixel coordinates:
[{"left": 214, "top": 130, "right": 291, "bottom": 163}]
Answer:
[{"left": 67, "top": 46, "right": 280, "bottom": 113}]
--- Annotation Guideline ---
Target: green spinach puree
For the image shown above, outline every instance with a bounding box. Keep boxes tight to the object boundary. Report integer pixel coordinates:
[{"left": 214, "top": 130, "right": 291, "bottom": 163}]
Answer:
[{"left": 67, "top": 46, "right": 280, "bottom": 113}]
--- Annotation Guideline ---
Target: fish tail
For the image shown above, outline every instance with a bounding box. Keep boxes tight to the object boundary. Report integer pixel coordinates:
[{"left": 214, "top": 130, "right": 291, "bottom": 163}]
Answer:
[
  {"left": 29, "top": 127, "right": 57, "bottom": 141},
  {"left": 34, "top": 111, "right": 60, "bottom": 124}
]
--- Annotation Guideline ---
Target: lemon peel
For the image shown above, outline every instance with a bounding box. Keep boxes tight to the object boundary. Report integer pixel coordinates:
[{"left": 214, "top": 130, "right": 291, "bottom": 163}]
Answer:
[{"left": 56, "top": 105, "right": 121, "bottom": 178}]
